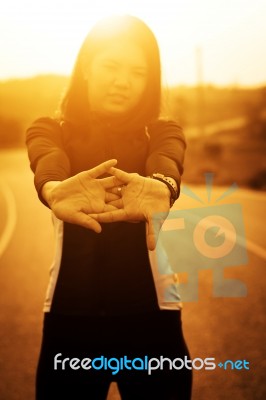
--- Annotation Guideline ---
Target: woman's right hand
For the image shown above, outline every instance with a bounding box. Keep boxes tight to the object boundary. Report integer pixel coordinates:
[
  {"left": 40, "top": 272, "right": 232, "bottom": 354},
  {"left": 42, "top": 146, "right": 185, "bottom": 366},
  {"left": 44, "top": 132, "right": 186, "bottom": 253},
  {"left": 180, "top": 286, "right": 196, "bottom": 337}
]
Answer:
[{"left": 41, "top": 159, "right": 120, "bottom": 233}]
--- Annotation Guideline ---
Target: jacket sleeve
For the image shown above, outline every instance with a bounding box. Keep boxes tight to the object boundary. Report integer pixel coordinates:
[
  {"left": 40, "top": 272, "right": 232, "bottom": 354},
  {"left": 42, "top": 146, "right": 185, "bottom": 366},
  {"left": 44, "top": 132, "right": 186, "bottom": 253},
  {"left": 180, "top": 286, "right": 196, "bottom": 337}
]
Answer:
[
  {"left": 145, "top": 119, "right": 186, "bottom": 196},
  {"left": 26, "top": 117, "right": 71, "bottom": 205}
]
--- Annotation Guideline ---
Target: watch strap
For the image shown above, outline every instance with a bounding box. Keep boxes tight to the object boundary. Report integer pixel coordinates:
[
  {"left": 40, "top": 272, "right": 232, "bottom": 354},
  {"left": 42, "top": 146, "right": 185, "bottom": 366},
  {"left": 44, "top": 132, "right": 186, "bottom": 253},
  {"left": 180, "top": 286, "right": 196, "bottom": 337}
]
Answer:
[{"left": 149, "top": 173, "right": 179, "bottom": 207}]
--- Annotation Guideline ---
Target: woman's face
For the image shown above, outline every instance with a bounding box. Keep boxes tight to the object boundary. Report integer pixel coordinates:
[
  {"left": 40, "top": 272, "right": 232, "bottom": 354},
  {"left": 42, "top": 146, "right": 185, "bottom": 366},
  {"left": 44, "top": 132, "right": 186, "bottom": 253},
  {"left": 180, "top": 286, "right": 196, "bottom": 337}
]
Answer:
[{"left": 85, "top": 39, "right": 148, "bottom": 117}]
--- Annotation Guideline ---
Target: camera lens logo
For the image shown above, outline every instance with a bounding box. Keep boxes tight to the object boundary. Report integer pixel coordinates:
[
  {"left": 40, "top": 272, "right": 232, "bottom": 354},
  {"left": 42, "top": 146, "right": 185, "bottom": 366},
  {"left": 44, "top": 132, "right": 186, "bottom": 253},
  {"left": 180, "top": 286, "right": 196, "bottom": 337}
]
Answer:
[
  {"left": 193, "top": 215, "right": 236, "bottom": 259},
  {"left": 152, "top": 174, "right": 248, "bottom": 302}
]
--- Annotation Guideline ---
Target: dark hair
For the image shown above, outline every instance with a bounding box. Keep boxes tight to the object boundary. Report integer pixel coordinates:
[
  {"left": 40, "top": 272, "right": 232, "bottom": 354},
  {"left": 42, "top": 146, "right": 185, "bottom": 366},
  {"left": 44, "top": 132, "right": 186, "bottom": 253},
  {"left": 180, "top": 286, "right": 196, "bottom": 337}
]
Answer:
[{"left": 59, "top": 15, "right": 161, "bottom": 128}]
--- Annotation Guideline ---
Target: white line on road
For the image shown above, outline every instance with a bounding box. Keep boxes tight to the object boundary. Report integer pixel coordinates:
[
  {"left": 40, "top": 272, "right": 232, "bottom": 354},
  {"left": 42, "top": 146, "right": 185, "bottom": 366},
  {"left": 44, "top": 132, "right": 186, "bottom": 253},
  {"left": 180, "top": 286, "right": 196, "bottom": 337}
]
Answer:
[
  {"left": 0, "top": 181, "right": 17, "bottom": 259},
  {"left": 245, "top": 239, "right": 266, "bottom": 262}
]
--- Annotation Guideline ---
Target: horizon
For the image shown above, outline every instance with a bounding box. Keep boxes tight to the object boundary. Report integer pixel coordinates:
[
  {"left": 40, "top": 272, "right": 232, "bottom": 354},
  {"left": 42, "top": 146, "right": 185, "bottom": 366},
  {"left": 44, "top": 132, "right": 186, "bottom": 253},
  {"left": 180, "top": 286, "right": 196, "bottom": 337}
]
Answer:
[{"left": 0, "top": 73, "right": 265, "bottom": 90}]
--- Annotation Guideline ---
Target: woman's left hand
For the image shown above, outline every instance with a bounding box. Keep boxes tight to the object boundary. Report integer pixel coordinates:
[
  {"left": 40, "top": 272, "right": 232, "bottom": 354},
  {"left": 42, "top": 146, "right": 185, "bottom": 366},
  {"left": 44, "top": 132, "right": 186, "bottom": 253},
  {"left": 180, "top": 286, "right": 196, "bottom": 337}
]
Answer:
[{"left": 91, "top": 167, "right": 171, "bottom": 250}]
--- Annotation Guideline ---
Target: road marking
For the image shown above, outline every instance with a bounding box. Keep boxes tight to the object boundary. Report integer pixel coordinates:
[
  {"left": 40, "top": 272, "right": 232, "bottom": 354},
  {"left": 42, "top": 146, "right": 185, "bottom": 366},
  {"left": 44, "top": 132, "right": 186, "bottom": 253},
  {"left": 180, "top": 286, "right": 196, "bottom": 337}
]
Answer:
[
  {"left": 0, "top": 181, "right": 17, "bottom": 259},
  {"left": 245, "top": 239, "right": 266, "bottom": 262}
]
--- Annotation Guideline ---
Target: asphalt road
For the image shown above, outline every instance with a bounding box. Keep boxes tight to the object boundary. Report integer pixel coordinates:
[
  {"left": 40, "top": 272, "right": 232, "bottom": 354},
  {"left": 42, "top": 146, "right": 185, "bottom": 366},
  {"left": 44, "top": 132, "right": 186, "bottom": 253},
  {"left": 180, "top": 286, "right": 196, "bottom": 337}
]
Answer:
[{"left": 0, "top": 149, "right": 265, "bottom": 400}]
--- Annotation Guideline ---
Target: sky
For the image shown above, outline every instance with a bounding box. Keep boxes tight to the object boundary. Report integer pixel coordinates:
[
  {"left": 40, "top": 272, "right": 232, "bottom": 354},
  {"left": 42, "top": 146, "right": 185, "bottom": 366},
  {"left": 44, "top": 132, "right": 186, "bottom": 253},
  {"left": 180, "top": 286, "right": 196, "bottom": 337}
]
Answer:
[{"left": 0, "top": 0, "right": 265, "bottom": 86}]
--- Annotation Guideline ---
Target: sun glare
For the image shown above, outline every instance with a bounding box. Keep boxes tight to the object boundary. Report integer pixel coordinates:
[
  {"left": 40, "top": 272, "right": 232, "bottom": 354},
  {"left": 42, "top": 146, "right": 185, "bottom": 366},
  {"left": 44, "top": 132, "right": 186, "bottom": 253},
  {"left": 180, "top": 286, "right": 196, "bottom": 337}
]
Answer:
[{"left": 1, "top": 0, "right": 266, "bottom": 86}]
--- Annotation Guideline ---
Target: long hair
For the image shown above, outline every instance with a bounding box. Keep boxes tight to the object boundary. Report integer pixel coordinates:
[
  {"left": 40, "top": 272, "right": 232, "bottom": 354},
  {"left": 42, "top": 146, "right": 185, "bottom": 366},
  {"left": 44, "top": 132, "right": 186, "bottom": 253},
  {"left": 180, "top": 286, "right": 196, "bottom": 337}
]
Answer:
[{"left": 59, "top": 15, "right": 161, "bottom": 129}]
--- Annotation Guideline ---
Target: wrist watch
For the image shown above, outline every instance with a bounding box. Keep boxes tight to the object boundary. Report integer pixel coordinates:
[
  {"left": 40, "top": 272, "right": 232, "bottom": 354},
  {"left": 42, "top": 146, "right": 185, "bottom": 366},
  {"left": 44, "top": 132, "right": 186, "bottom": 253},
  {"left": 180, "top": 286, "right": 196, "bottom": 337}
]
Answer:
[{"left": 149, "top": 173, "right": 179, "bottom": 207}]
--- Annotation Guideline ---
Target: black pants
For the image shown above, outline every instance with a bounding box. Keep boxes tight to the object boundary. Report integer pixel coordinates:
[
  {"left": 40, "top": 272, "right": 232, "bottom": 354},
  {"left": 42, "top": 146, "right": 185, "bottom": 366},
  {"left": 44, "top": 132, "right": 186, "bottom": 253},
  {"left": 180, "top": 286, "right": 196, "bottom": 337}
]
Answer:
[{"left": 36, "top": 310, "right": 192, "bottom": 399}]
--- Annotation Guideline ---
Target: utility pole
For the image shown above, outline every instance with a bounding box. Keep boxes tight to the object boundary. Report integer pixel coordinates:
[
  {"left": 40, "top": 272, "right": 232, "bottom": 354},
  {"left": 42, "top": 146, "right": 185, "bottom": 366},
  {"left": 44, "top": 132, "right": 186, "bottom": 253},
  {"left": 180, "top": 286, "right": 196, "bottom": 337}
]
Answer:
[{"left": 196, "top": 46, "right": 205, "bottom": 136}]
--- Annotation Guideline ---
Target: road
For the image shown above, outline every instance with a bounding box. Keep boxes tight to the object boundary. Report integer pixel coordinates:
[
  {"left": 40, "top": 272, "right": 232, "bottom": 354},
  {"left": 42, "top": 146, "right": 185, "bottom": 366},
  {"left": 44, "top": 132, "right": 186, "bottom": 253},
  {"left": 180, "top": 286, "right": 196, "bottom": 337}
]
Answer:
[{"left": 0, "top": 149, "right": 265, "bottom": 400}]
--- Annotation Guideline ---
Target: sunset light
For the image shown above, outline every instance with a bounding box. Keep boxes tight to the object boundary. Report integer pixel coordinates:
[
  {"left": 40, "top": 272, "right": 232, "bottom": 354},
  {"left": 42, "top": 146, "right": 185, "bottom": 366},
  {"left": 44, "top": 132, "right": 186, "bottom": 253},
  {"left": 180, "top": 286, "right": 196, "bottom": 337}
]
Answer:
[
  {"left": 1, "top": 0, "right": 266, "bottom": 86},
  {"left": 1, "top": 2, "right": 266, "bottom": 400}
]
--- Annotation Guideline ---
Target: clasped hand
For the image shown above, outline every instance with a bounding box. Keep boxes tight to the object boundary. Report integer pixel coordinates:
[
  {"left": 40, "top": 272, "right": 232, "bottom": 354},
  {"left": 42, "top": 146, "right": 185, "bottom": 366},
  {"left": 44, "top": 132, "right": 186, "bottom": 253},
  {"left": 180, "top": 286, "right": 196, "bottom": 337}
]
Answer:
[{"left": 44, "top": 159, "right": 171, "bottom": 250}]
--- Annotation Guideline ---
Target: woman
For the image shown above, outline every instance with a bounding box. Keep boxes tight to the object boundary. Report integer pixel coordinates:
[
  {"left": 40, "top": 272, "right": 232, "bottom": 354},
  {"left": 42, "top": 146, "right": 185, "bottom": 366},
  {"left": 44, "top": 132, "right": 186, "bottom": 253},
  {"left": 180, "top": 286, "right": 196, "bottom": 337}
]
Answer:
[{"left": 26, "top": 14, "right": 192, "bottom": 400}]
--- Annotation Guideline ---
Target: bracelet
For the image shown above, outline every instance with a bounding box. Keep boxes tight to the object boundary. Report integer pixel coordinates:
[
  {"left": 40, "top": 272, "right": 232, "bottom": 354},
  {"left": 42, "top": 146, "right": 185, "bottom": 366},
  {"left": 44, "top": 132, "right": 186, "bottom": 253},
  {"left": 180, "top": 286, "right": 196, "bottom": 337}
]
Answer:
[{"left": 149, "top": 173, "right": 179, "bottom": 207}]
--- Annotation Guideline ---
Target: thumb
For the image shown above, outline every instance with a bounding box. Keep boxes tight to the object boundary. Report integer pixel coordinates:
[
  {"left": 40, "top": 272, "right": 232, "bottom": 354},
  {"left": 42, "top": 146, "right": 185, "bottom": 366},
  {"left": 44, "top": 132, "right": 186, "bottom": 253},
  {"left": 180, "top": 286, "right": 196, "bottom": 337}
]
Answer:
[
  {"left": 146, "top": 222, "right": 156, "bottom": 251},
  {"left": 145, "top": 219, "right": 159, "bottom": 251},
  {"left": 146, "top": 212, "right": 167, "bottom": 251}
]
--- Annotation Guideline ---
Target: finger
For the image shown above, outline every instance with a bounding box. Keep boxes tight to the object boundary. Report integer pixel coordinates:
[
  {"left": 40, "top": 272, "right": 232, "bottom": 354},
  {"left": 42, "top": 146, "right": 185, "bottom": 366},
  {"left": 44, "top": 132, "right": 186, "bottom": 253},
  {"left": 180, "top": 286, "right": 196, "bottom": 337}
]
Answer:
[
  {"left": 103, "top": 203, "right": 122, "bottom": 211},
  {"left": 146, "top": 220, "right": 156, "bottom": 251},
  {"left": 106, "top": 198, "right": 124, "bottom": 208},
  {"left": 105, "top": 192, "right": 121, "bottom": 203},
  {"left": 87, "top": 159, "right": 118, "bottom": 179},
  {"left": 100, "top": 176, "right": 124, "bottom": 189},
  {"left": 90, "top": 209, "right": 127, "bottom": 223},
  {"left": 106, "top": 186, "right": 126, "bottom": 196},
  {"left": 66, "top": 212, "right": 102, "bottom": 233},
  {"left": 146, "top": 214, "right": 166, "bottom": 251},
  {"left": 106, "top": 187, "right": 117, "bottom": 196},
  {"left": 108, "top": 167, "right": 135, "bottom": 184}
]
